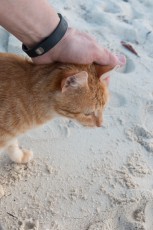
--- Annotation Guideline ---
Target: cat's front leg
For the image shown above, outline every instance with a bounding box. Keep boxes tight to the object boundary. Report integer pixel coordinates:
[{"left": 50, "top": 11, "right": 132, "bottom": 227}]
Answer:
[{"left": 6, "top": 139, "right": 33, "bottom": 163}]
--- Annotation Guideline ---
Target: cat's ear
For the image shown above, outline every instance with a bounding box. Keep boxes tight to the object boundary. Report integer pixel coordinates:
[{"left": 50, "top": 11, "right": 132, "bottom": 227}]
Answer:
[
  {"left": 95, "top": 64, "right": 114, "bottom": 77},
  {"left": 61, "top": 71, "right": 88, "bottom": 93},
  {"left": 95, "top": 64, "right": 119, "bottom": 82}
]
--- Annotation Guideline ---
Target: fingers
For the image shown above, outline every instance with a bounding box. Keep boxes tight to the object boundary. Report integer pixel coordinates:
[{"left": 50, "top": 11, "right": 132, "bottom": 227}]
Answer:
[
  {"left": 94, "top": 47, "right": 118, "bottom": 66},
  {"left": 79, "top": 31, "right": 126, "bottom": 67}
]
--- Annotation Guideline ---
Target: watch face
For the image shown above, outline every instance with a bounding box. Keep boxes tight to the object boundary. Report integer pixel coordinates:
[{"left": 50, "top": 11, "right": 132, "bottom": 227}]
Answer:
[{"left": 35, "top": 47, "right": 45, "bottom": 55}]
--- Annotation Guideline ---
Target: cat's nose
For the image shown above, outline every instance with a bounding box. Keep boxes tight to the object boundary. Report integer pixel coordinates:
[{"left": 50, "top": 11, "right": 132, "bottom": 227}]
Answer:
[
  {"left": 96, "top": 118, "right": 103, "bottom": 127},
  {"left": 94, "top": 112, "right": 103, "bottom": 127},
  {"left": 96, "top": 122, "right": 102, "bottom": 127}
]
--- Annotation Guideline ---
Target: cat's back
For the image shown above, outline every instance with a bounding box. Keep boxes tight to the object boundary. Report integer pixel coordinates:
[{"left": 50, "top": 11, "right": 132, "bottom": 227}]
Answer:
[
  {"left": 0, "top": 53, "right": 33, "bottom": 91},
  {"left": 0, "top": 53, "right": 30, "bottom": 76},
  {"left": 0, "top": 53, "right": 33, "bottom": 103}
]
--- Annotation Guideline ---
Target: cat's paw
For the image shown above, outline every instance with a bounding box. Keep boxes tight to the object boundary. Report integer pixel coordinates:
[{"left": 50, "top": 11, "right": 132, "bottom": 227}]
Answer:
[
  {"left": 20, "top": 149, "right": 33, "bottom": 163},
  {"left": 7, "top": 144, "right": 33, "bottom": 164}
]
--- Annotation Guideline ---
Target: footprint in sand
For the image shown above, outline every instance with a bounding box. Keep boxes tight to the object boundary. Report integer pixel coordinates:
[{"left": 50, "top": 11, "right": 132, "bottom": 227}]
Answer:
[
  {"left": 87, "top": 220, "right": 114, "bottom": 230},
  {"left": 144, "top": 200, "right": 153, "bottom": 229},
  {"left": 127, "top": 101, "right": 153, "bottom": 153},
  {"left": 126, "top": 125, "right": 153, "bottom": 153},
  {"left": 117, "top": 219, "right": 144, "bottom": 230},
  {"left": 121, "top": 57, "right": 135, "bottom": 74},
  {"left": 87, "top": 196, "right": 152, "bottom": 230},
  {"left": 109, "top": 92, "right": 127, "bottom": 108},
  {"left": 87, "top": 215, "right": 144, "bottom": 230},
  {"left": 133, "top": 205, "right": 146, "bottom": 223},
  {"left": 107, "top": 57, "right": 135, "bottom": 108},
  {"left": 103, "top": 2, "right": 121, "bottom": 14},
  {"left": 26, "top": 118, "right": 71, "bottom": 141},
  {"left": 117, "top": 216, "right": 145, "bottom": 230},
  {"left": 132, "top": 199, "right": 153, "bottom": 230},
  {"left": 112, "top": 199, "right": 147, "bottom": 230},
  {"left": 116, "top": 57, "right": 135, "bottom": 74},
  {"left": 19, "top": 219, "right": 39, "bottom": 230},
  {"left": 83, "top": 6, "right": 107, "bottom": 25}
]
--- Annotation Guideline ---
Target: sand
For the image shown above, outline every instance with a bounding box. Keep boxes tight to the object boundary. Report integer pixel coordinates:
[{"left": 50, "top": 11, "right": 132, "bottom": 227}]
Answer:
[{"left": 0, "top": 0, "right": 153, "bottom": 229}]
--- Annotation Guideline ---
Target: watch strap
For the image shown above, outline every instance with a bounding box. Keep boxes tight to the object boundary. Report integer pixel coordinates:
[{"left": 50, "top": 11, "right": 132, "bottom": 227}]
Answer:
[{"left": 22, "top": 13, "right": 68, "bottom": 58}]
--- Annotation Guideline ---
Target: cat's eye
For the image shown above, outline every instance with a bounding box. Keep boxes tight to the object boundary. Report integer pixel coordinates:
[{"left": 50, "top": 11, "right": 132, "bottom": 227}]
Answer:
[{"left": 84, "top": 112, "right": 94, "bottom": 116}]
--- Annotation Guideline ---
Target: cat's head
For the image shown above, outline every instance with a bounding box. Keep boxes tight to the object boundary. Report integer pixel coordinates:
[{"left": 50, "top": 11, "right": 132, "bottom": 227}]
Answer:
[{"left": 54, "top": 64, "right": 113, "bottom": 127}]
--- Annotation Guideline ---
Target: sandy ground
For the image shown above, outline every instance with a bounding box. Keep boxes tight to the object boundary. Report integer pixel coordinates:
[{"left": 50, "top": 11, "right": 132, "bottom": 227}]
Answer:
[{"left": 0, "top": 0, "right": 153, "bottom": 229}]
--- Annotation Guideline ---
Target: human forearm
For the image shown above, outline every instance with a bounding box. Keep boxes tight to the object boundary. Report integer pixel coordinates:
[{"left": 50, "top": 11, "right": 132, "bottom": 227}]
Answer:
[{"left": 0, "top": 0, "right": 59, "bottom": 47}]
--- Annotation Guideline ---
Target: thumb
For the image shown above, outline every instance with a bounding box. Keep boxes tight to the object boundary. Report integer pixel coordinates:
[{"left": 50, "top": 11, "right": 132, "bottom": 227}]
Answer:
[{"left": 95, "top": 47, "right": 126, "bottom": 67}]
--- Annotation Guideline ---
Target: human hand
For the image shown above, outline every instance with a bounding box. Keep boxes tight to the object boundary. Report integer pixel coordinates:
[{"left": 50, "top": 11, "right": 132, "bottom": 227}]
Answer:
[{"left": 32, "top": 28, "right": 124, "bottom": 66}]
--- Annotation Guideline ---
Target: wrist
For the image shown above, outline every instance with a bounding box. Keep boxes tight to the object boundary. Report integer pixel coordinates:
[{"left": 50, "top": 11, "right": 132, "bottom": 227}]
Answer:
[
  {"left": 32, "top": 28, "right": 72, "bottom": 64},
  {"left": 23, "top": 11, "right": 60, "bottom": 48},
  {"left": 22, "top": 14, "right": 68, "bottom": 58}
]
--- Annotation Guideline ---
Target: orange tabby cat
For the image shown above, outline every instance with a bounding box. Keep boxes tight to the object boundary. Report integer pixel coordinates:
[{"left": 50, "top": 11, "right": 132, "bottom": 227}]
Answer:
[{"left": 0, "top": 53, "right": 112, "bottom": 163}]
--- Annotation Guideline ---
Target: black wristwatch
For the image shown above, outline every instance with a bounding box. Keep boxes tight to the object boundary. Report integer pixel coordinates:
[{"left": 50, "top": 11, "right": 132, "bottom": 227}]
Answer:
[{"left": 22, "top": 13, "right": 68, "bottom": 58}]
